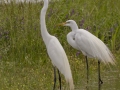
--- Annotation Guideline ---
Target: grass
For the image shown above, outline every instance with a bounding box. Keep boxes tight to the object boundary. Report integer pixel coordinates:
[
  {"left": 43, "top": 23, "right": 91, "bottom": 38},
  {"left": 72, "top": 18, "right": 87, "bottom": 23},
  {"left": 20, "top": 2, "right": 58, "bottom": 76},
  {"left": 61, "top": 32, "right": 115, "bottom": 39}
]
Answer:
[{"left": 0, "top": 0, "right": 120, "bottom": 90}]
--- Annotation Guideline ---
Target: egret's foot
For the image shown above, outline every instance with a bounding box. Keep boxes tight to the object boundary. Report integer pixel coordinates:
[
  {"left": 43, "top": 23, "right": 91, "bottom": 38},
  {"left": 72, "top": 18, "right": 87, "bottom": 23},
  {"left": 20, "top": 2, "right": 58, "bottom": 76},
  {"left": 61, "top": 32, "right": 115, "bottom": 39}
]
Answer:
[{"left": 99, "top": 79, "right": 103, "bottom": 84}]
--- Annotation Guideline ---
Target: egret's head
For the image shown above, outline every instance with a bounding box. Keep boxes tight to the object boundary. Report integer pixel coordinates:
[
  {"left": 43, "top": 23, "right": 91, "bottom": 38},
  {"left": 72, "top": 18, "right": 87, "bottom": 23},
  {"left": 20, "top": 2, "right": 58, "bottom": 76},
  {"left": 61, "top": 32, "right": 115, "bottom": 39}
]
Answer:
[
  {"left": 58, "top": 20, "right": 76, "bottom": 26},
  {"left": 64, "top": 20, "right": 77, "bottom": 26},
  {"left": 58, "top": 20, "right": 78, "bottom": 30}
]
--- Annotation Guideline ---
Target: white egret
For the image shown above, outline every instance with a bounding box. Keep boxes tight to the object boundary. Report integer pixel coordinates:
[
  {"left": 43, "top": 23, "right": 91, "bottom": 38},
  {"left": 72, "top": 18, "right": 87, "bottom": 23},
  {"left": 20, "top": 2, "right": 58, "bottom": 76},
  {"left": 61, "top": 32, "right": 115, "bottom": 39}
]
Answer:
[
  {"left": 59, "top": 20, "right": 115, "bottom": 84},
  {"left": 40, "top": 0, "right": 74, "bottom": 90}
]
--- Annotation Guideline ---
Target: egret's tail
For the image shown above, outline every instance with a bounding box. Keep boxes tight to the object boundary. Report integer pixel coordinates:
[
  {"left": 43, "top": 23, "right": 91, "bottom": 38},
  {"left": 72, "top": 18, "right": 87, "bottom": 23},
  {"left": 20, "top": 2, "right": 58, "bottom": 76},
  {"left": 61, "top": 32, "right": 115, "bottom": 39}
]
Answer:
[
  {"left": 91, "top": 34, "right": 116, "bottom": 65},
  {"left": 64, "top": 64, "right": 74, "bottom": 90},
  {"left": 63, "top": 62, "right": 74, "bottom": 90},
  {"left": 67, "top": 78, "right": 74, "bottom": 90},
  {"left": 99, "top": 45, "right": 115, "bottom": 65},
  {"left": 57, "top": 48, "right": 74, "bottom": 90},
  {"left": 107, "top": 49, "right": 115, "bottom": 65}
]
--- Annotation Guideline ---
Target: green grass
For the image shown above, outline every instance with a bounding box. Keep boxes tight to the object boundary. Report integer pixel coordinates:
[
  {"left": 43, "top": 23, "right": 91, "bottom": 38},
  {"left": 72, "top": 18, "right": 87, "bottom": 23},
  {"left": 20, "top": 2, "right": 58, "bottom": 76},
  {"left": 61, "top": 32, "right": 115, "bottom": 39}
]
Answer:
[{"left": 0, "top": 0, "right": 120, "bottom": 90}]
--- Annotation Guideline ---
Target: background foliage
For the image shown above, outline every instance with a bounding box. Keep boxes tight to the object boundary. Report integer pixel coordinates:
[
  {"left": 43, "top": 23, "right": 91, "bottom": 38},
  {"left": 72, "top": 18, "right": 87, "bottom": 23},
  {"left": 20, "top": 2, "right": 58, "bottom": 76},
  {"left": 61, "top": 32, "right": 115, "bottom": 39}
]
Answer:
[{"left": 0, "top": 0, "right": 120, "bottom": 90}]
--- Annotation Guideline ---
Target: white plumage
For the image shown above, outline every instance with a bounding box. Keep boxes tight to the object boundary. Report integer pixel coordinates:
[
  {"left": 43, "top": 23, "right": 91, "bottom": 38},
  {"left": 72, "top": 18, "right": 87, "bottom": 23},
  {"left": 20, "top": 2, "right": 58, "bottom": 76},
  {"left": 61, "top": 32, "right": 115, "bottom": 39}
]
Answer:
[
  {"left": 59, "top": 19, "right": 115, "bottom": 84},
  {"left": 40, "top": 0, "right": 74, "bottom": 90},
  {"left": 47, "top": 37, "right": 74, "bottom": 88},
  {"left": 75, "top": 29, "right": 115, "bottom": 64},
  {"left": 62, "top": 20, "right": 115, "bottom": 65}
]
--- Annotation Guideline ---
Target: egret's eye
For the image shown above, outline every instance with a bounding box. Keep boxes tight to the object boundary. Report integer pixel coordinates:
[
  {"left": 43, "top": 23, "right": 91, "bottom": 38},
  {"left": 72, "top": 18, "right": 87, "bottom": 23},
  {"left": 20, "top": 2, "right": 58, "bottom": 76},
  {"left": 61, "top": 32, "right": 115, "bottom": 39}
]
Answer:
[{"left": 66, "top": 22, "right": 70, "bottom": 24}]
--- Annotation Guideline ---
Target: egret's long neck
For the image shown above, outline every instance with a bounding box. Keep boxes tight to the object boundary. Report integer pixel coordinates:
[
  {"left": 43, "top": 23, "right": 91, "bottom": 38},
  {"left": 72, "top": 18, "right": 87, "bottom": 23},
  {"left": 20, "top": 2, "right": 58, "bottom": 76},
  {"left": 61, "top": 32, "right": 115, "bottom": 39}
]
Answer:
[
  {"left": 71, "top": 23, "right": 78, "bottom": 31},
  {"left": 40, "top": 0, "right": 51, "bottom": 44}
]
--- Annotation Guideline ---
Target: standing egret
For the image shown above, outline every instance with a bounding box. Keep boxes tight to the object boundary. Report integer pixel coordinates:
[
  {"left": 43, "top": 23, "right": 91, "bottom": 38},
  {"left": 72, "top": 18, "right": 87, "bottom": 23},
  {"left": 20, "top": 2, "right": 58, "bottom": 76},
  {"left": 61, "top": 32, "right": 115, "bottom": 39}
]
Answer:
[
  {"left": 59, "top": 20, "right": 115, "bottom": 84},
  {"left": 40, "top": 0, "right": 74, "bottom": 90}
]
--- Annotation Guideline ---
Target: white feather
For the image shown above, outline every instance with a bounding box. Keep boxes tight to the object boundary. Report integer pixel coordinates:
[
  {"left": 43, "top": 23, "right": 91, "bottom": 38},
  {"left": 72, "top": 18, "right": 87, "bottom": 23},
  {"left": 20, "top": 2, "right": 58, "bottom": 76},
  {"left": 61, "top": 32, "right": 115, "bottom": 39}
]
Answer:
[
  {"left": 47, "top": 36, "right": 74, "bottom": 90},
  {"left": 40, "top": 1, "right": 74, "bottom": 90},
  {"left": 65, "top": 20, "right": 115, "bottom": 65},
  {"left": 75, "top": 29, "right": 115, "bottom": 64}
]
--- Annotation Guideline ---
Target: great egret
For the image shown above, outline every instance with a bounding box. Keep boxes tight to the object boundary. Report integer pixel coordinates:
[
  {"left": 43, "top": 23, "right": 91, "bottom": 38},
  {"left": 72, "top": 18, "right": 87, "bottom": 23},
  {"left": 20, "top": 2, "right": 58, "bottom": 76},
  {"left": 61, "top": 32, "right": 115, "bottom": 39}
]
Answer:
[
  {"left": 40, "top": 0, "right": 74, "bottom": 90},
  {"left": 59, "top": 20, "right": 115, "bottom": 84}
]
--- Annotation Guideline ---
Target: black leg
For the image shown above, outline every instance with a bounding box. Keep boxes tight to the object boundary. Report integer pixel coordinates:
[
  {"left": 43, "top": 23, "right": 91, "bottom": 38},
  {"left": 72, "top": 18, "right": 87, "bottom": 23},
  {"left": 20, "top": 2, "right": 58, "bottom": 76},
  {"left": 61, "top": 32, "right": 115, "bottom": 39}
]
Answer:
[
  {"left": 53, "top": 67, "right": 56, "bottom": 90},
  {"left": 98, "top": 61, "right": 103, "bottom": 85},
  {"left": 58, "top": 70, "right": 61, "bottom": 90},
  {"left": 85, "top": 56, "right": 89, "bottom": 83},
  {"left": 98, "top": 82, "right": 102, "bottom": 90}
]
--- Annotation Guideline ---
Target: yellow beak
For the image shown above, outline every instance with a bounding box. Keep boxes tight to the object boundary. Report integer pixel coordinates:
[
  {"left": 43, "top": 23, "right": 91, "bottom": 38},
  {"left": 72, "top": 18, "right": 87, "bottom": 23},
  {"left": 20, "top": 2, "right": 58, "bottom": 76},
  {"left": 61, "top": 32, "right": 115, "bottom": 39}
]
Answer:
[{"left": 57, "top": 22, "right": 66, "bottom": 26}]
